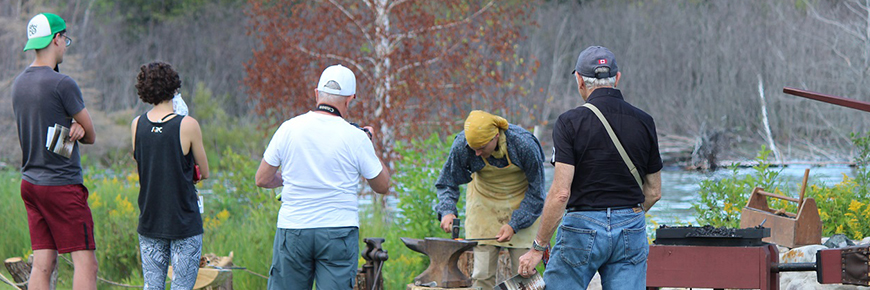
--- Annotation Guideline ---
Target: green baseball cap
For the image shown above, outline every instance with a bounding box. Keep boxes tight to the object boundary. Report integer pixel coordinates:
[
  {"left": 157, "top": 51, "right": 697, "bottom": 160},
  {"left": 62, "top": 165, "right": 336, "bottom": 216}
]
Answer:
[{"left": 23, "top": 13, "right": 66, "bottom": 51}]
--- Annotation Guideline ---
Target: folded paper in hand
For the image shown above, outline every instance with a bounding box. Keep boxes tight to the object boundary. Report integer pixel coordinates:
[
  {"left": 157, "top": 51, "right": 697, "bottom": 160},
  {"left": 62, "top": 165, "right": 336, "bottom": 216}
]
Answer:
[{"left": 46, "top": 123, "right": 75, "bottom": 158}]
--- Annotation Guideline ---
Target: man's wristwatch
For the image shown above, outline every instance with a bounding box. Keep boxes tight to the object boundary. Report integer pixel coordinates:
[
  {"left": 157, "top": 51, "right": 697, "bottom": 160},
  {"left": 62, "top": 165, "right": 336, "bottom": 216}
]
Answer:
[{"left": 532, "top": 239, "right": 548, "bottom": 252}]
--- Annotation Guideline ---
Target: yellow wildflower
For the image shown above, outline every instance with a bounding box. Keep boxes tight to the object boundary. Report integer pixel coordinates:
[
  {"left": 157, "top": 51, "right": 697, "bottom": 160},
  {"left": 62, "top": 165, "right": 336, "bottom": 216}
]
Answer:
[
  {"left": 89, "top": 191, "right": 102, "bottom": 209},
  {"left": 216, "top": 209, "right": 230, "bottom": 222},
  {"left": 848, "top": 200, "right": 864, "bottom": 213},
  {"left": 819, "top": 211, "right": 829, "bottom": 221},
  {"left": 126, "top": 173, "right": 139, "bottom": 183}
]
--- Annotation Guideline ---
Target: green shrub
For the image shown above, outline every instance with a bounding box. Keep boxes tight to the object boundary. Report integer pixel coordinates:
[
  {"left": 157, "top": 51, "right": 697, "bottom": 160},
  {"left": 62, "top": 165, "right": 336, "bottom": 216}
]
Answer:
[
  {"left": 807, "top": 132, "right": 870, "bottom": 240},
  {"left": 807, "top": 174, "right": 870, "bottom": 240},
  {"left": 378, "top": 133, "right": 463, "bottom": 289},
  {"left": 202, "top": 147, "right": 278, "bottom": 289},
  {"left": 191, "top": 82, "right": 266, "bottom": 171},
  {"left": 693, "top": 135, "right": 870, "bottom": 241},
  {"left": 849, "top": 132, "right": 870, "bottom": 199},
  {"left": 86, "top": 170, "right": 142, "bottom": 280},
  {"left": 692, "top": 146, "right": 784, "bottom": 228}
]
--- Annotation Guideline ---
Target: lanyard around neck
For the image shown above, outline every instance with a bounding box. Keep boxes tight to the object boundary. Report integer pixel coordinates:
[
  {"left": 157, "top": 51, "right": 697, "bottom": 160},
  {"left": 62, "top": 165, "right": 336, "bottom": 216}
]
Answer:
[{"left": 315, "top": 104, "right": 341, "bottom": 118}]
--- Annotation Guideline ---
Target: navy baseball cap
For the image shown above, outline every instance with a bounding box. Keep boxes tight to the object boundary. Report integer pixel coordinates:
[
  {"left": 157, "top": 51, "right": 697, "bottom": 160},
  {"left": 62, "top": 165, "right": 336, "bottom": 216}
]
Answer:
[{"left": 572, "top": 46, "right": 618, "bottom": 79}]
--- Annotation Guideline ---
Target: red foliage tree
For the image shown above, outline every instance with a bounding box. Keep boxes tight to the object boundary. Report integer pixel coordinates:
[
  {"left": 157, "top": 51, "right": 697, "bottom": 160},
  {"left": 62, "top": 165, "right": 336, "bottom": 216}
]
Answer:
[{"left": 245, "top": 0, "right": 536, "bottom": 163}]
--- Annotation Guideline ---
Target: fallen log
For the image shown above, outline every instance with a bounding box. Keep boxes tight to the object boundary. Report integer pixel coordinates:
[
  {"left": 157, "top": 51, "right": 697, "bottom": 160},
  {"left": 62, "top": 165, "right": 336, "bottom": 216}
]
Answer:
[{"left": 4, "top": 257, "right": 29, "bottom": 289}]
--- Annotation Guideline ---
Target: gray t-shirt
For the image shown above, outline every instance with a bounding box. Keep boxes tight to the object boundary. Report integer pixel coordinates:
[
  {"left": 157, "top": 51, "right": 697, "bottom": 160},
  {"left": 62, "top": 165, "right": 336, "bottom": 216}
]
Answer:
[{"left": 12, "top": 66, "right": 85, "bottom": 185}]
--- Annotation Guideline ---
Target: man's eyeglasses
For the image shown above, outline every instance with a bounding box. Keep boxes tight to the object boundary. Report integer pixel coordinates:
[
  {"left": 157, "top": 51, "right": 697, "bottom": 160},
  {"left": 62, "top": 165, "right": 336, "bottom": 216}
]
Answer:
[{"left": 59, "top": 34, "right": 71, "bottom": 47}]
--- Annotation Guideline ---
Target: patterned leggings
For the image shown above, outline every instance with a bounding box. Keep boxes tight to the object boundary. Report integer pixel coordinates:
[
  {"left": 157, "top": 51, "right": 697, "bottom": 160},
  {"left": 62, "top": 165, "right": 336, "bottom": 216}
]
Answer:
[{"left": 139, "top": 234, "right": 203, "bottom": 290}]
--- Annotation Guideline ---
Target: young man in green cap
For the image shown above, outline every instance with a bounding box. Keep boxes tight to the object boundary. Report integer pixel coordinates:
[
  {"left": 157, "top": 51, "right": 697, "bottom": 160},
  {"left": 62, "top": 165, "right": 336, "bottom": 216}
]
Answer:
[{"left": 12, "top": 13, "right": 98, "bottom": 290}]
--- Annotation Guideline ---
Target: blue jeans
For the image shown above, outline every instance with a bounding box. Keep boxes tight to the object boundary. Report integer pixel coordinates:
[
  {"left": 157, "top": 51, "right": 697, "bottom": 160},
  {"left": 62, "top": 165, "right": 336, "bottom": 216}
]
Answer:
[
  {"left": 544, "top": 208, "right": 648, "bottom": 290},
  {"left": 267, "top": 227, "right": 359, "bottom": 290}
]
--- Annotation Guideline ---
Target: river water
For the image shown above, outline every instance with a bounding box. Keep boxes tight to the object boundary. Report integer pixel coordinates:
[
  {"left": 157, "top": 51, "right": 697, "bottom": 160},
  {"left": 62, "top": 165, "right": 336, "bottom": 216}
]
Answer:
[
  {"left": 361, "top": 164, "right": 855, "bottom": 228},
  {"left": 624, "top": 165, "right": 854, "bottom": 226}
]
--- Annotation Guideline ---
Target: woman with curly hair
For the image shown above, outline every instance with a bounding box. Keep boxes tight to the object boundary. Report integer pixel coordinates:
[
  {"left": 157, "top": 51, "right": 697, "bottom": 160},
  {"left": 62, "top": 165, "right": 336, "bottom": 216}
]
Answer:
[{"left": 130, "top": 61, "right": 209, "bottom": 290}]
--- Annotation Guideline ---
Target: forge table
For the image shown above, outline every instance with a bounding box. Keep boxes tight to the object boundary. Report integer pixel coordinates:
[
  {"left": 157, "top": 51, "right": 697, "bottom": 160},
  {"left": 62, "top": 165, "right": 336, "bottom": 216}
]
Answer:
[{"left": 646, "top": 243, "right": 779, "bottom": 290}]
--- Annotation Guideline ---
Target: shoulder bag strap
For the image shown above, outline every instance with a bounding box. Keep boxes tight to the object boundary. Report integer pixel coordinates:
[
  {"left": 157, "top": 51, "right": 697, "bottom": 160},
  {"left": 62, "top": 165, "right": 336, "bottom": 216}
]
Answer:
[{"left": 582, "top": 103, "right": 643, "bottom": 189}]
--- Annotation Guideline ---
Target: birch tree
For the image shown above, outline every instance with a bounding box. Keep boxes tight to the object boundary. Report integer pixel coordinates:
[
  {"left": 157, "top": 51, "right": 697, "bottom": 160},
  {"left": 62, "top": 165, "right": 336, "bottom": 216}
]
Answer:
[{"left": 245, "top": 0, "right": 535, "bottom": 163}]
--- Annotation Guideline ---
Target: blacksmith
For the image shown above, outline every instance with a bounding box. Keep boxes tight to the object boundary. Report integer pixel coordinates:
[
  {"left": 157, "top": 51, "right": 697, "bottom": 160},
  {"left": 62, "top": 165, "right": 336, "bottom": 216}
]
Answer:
[
  {"left": 518, "top": 46, "right": 663, "bottom": 289},
  {"left": 435, "top": 110, "right": 545, "bottom": 289}
]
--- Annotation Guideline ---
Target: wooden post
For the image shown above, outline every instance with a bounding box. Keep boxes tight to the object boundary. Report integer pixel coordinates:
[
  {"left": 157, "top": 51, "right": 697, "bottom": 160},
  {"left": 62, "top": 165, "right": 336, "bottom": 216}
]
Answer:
[
  {"left": 208, "top": 254, "right": 233, "bottom": 290},
  {"left": 4, "top": 257, "right": 30, "bottom": 289}
]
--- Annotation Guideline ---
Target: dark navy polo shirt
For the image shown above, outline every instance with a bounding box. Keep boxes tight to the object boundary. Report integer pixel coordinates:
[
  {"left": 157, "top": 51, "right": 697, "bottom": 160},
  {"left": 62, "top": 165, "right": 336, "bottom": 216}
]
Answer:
[{"left": 553, "top": 88, "right": 663, "bottom": 208}]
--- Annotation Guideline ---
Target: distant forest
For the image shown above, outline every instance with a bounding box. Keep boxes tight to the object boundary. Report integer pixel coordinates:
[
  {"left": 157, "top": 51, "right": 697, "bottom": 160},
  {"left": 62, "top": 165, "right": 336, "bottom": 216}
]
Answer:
[{"left": 2, "top": 0, "right": 869, "bottom": 167}]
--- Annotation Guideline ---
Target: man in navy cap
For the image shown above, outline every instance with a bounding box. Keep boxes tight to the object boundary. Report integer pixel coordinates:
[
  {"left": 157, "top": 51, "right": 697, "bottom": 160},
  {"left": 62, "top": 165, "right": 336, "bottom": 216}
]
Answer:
[{"left": 517, "top": 46, "right": 663, "bottom": 289}]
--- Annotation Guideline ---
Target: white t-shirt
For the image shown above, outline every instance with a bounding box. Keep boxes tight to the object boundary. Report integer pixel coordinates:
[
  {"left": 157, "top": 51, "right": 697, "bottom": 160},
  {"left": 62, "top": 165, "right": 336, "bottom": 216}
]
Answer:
[{"left": 263, "top": 111, "right": 383, "bottom": 229}]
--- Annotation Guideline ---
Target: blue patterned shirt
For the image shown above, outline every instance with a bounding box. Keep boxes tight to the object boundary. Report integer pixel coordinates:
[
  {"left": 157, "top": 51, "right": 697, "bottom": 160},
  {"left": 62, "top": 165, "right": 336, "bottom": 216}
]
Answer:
[{"left": 435, "top": 124, "right": 546, "bottom": 231}]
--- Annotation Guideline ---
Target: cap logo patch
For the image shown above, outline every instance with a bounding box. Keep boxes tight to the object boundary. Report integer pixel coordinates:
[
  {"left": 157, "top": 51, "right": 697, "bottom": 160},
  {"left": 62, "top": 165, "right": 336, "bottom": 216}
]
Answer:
[
  {"left": 598, "top": 59, "right": 607, "bottom": 65},
  {"left": 28, "top": 24, "right": 38, "bottom": 37},
  {"left": 324, "top": 80, "right": 341, "bottom": 90}
]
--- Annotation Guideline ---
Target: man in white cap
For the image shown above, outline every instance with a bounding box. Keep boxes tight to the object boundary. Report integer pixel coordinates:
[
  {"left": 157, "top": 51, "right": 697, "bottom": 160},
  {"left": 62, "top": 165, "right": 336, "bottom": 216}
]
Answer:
[
  {"left": 255, "top": 64, "right": 391, "bottom": 289},
  {"left": 518, "top": 46, "right": 663, "bottom": 289},
  {"left": 12, "top": 13, "right": 98, "bottom": 290}
]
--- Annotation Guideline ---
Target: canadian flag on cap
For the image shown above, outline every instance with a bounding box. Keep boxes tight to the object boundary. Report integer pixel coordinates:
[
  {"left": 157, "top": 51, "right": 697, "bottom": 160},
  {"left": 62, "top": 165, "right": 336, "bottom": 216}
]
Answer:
[{"left": 598, "top": 59, "right": 607, "bottom": 64}]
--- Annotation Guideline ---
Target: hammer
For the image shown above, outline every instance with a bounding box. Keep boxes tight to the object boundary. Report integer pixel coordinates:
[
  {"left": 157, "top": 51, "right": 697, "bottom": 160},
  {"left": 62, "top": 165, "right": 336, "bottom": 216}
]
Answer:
[{"left": 452, "top": 218, "right": 460, "bottom": 239}]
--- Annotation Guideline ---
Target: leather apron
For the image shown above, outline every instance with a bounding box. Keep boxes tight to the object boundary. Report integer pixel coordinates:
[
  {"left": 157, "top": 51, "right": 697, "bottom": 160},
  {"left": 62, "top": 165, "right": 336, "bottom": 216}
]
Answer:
[{"left": 465, "top": 144, "right": 541, "bottom": 248}]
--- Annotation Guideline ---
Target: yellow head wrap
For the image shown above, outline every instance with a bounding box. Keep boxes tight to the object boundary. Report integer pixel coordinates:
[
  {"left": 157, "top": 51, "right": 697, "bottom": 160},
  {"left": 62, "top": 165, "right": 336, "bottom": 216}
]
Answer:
[{"left": 464, "top": 110, "right": 509, "bottom": 149}]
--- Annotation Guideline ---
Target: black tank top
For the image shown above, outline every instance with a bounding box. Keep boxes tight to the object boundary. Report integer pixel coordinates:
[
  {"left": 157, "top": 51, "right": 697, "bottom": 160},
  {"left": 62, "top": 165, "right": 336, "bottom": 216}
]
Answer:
[{"left": 133, "top": 113, "right": 203, "bottom": 239}]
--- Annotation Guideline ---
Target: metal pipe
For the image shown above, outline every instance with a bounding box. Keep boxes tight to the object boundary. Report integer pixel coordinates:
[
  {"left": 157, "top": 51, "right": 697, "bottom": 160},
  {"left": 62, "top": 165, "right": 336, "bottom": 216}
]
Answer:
[
  {"left": 783, "top": 87, "right": 870, "bottom": 113},
  {"left": 773, "top": 262, "right": 816, "bottom": 272}
]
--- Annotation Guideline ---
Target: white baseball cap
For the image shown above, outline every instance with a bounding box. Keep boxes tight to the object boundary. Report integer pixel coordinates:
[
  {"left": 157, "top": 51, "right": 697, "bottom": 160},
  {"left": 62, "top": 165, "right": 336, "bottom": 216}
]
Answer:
[
  {"left": 24, "top": 13, "right": 66, "bottom": 51},
  {"left": 316, "top": 64, "right": 356, "bottom": 96}
]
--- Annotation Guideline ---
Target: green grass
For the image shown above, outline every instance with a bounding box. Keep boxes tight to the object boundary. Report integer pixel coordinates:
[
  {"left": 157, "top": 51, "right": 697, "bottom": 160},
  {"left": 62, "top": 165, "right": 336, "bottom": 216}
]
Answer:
[{"left": 0, "top": 170, "right": 33, "bottom": 289}]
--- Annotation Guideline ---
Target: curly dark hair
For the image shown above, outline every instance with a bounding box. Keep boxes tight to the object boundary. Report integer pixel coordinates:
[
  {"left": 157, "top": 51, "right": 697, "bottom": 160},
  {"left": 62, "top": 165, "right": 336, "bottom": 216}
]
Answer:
[{"left": 135, "top": 62, "right": 181, "bottom": 105}]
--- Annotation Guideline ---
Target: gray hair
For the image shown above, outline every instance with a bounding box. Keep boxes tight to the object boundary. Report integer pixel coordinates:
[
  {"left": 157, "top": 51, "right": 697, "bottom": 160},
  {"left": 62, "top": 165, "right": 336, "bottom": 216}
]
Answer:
[
  {"left": 580, "top": 75, "right": 617, "bottom": 89},
  {"left": 317, "top": 90, "right": 348, "bottom": 103},
  {"left": 580, "top": 67, "right": 617, "bottom": 89}
]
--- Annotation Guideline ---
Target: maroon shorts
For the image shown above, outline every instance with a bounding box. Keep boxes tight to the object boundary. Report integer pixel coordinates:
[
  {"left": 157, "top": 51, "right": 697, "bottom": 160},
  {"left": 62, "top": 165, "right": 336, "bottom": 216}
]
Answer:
[{"left": 21, "top": 180, "right": 96, "bottom": 254}]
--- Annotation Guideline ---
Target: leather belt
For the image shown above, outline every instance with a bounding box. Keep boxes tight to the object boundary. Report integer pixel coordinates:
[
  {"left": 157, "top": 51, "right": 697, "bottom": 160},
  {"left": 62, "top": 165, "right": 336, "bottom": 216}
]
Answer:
[{"left": 566, "top": 204, "right": 641, "bottom": 212}]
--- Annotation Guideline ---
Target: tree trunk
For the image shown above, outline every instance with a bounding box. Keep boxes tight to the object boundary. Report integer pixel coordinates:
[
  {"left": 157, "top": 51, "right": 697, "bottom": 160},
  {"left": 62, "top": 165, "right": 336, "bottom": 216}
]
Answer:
[
  {"left": 757, "top": 74, "right": 782, "bottom": 164},
  {"left": 5, "top": 257, "right": 30, "bottom": 290}
]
